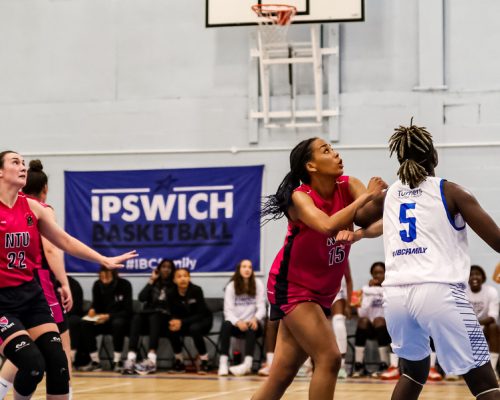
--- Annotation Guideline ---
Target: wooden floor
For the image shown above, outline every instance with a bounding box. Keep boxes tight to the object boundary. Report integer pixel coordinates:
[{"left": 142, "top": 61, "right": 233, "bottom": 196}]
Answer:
[{"left": 13, "top": 372, "right": 477, "bottom": 400}]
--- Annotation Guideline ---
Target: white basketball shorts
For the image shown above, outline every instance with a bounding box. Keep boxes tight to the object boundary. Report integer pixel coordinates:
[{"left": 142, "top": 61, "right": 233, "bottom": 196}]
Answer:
[{"left": 384, "top": 282, "right": 490, "bottom": 375}]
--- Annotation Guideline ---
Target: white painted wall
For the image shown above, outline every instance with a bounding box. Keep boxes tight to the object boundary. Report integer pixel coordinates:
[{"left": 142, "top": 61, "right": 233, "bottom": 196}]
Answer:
[{"left": 1, "top": 0, "right": 499, "bottom": 298}]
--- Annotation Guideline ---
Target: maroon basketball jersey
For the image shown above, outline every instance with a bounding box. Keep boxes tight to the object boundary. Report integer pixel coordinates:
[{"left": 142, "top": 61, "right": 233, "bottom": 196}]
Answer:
[
  {"left": 267, "top": 176, "right": 353, "bottom": 310},
  {"left": 0, "top": 193, "right": 42, "bottom": 288}
]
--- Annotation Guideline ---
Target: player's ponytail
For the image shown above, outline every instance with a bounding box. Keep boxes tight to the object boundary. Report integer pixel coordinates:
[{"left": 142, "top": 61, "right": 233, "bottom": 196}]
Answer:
[
  {"left": 23, "top": 159, "right": 48, "bottom": 197},
  {"left": 389, "top": 118, "right": 436, "bottom": 189},
  {"left": 261, "top": 137, "right": 316, "bottom": 222}
]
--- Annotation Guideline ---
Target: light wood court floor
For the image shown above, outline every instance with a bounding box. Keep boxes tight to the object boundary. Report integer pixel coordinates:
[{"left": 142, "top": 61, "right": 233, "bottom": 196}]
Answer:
[{"left": 12, "top": 373, "right": 475, "bottom": 400}]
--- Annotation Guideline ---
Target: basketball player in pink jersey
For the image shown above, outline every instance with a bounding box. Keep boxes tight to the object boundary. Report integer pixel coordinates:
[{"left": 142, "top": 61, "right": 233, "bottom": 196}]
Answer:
[
  {"left": 0, "top": 150, "right": 137, "bottom": 399},
  {"left": 251, "top": 137, "right": 387, "bottom": 400},
  {"left": 356, "top": 120, "right": 500, "bottom": 400},
  {"left": 0, "top": 159, "right": 75, "bottom": 399}
]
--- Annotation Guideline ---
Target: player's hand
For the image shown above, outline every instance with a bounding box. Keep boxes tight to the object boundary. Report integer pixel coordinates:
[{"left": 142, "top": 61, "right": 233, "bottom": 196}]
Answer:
[
  {"left": 335, "top": 230, "right": 355, "bottom": 244},
  {"left": 169, "top": 319, "right": 182, "bottom": 332},
  {"left": 96, "top": 314, "right": 110, "bottom": 324},
  {"left": 58, "top": 284, "right": 74, "bottom": 312},
  {"left": 101, "top": 250, "right": 138, "bottom": 269},
  {"left": 367, "top": 177, "right": 388, "bottom": 196},
  {"left": 236, "top": 321, "right": 248, "bottom": 331},
  {"left": 248, "top": 318, "right": 258, "bottom": 331}
]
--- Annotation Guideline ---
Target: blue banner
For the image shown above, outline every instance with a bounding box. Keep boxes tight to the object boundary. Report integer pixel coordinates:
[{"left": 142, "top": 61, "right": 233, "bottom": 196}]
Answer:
[{"left": 64, "top": 166, "right": 263, "bottom": 274}]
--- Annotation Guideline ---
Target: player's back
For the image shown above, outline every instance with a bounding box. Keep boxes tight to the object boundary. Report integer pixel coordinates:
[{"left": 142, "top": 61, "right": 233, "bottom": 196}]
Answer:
[{"left": 383, "top": 176, "right": 469, "bottom": 286}]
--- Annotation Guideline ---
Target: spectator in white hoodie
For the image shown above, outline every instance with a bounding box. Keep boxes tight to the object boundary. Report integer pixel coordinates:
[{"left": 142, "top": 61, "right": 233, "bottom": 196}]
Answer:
[{"left": 218, "top": 259, "right": 267, "bottom": 376}]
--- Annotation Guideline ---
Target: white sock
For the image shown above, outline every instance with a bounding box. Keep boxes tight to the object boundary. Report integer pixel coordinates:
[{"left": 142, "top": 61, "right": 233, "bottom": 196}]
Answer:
[
  {"left": 199, "top": 353, "right": 209, "bottom": 361},
  {"left": 355, "top": 346, "right": 365, "bottom": 363},
  {"left": 390, "top": 353, "right": 399, "bottom": 368},
  {"left": 69, "top": 386, "right": 73, "bottom": 400},
  {"left": 340, "top": 356, "right": 346, "bottom": 369},
  {"left": 266, "top": 352, "right": 274, "bottom": 366},
  {"left": 127, "top": 351, "right": 137, "bottom": 362},
  {"left": 113, "top": 352, "right": 121, "bottom": 363},
  {"left": 70, "top": 349, "right": 76, "bottom": 363},
  {"left": 148, "top": 352, "right": 157, "bottom": 364},
  {"left": 243, "top": 356, "right": 253, "bottom": 368},
  {"left": 219, "top": 355, "right": 229, "bottom": 366},
  {"left": 175, "top": 353, "right": 184, "bottom": 361},
  {"left": 430, "top": 352, "right": 437, "bottom": 368},
  {"left": 378, "top": 346, "right": 390, "bottom": 365},
  {"left": 491, "top": 352, "right": 499, "bottom": 370},
  {"left": 0, "top": 377, "right": 13, "bottom": 398},
  {"left": 333, "top": 315, "right": 347, "bottom": 354},
  {"left": 90, "top": 352, "right": 99, "bottom": 363}
]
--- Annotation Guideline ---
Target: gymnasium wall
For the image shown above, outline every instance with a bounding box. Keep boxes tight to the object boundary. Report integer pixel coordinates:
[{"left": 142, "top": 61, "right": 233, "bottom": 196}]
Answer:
[{"left": 1, "top": 0, "right": 499, "bottom": 298}]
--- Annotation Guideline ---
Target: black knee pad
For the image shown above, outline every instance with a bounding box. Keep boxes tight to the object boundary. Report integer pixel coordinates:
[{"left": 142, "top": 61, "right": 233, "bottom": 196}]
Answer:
[
  {"left": 35, "top": 331, "right": 70, "bottom": 395},
  {"left": 400, "top": 356, "right": 430, "bottom": 385},
  {"left": 3, "top": 334, "right": 45, "bottom": 396},
  {"left": 355, "top": 327, "right": 368, "bottom": 346},
  {"left": 375, "top": 326, "right": 391, "bottom": 346}
]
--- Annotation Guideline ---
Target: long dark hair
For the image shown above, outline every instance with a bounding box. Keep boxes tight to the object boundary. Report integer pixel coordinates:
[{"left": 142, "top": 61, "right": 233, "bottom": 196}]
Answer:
[
  {"left": 156, "top": 258, "right": 175, "bottom": 287},
  {"left": 389, "top": 118, "right": 436, "bottom": 189},
  {"left": 23, "top": 159, "right": 48, "bottom": 197},
  {"left": 231, "top": 260, "right": 256, "bottom": 297},
  {"left": 261, "top": 138, "right": 317, "bottom": 222}
]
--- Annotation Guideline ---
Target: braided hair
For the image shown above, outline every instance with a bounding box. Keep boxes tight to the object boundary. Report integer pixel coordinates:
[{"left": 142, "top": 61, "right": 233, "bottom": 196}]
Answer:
[
  {"left": 389, "top": 118, "right": 436, "bottom": 189},
  {"left": 261, "top": 137, "right": 317, "bottom": 222}
]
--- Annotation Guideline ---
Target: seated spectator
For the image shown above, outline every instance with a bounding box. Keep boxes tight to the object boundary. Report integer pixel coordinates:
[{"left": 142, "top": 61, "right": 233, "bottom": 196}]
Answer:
[
  {"left": 78, "top": 266, "right": 132, "bottom": 372},
  {"left": 67, "top": 275, "right": 85, "bottom": 367},
  {"left": 123, "top": 258, "right": 175, "bottom": 375},
  {"left": 467, "top": 265, "right": 499, "bottom": 375},
  {"left": 168, "top": 268, "right": 213, "bottom": 374},
  {"left": 218, "top": 259, "right": 266, "bottom": 376},
  {"left": 352, "top": 262, "right": 391, "bottom": 378}
]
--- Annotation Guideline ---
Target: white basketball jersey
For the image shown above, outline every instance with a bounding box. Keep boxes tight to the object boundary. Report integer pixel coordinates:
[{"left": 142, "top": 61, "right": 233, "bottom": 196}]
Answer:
[{"left": 383, "top": 177, "right": 470, "bottom": 286}]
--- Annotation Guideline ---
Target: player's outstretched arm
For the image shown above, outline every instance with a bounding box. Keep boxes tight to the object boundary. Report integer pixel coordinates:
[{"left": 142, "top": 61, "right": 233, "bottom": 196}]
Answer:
[
  {"left": 291, "top": 177, "right": 387, "bottom": 235},
  {"left": 444, "top": 181, "right": 500, "bottom": 252},
  {"left": 30, "top": 199, "right": 138, "bottom": 268}
]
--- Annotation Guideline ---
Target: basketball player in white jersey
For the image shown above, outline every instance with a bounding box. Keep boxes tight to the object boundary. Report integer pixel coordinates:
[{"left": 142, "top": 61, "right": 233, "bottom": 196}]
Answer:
[{"left": 357, "top": 119, "right": 500, "bottom": 400}]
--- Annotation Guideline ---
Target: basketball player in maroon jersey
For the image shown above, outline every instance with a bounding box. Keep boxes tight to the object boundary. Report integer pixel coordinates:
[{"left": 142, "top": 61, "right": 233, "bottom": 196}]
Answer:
[
  {"left": 0, "top": 150, "right": 137, "bottom": 399},
  {"left": 252, "top": 138, "right": 386, "bottom": 400}
]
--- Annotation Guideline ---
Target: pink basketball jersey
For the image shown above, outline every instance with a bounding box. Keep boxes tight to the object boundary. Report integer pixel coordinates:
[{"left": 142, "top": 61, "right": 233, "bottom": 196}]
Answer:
[
  {"left": 267, "top": 176, "right": 353, "bottom": 310},
  {"left": 0, "top": 193, "right": 42, "bottom": 288}
]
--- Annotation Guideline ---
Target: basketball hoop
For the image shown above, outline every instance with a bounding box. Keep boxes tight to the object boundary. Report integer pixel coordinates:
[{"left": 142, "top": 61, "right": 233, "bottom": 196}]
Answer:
[{"left": 252, "top": 4, "right": 297, "bottom": 45}]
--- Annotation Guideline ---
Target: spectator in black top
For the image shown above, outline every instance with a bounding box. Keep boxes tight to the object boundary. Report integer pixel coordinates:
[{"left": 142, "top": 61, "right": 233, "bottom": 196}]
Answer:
[
  {"left": 66, "top": 275, "right": 85, "bottom": 366},
  {"left": 168, "top": 268, "right": 213, "bottom": 374},
  {"left": 79, "top": 266, "right": 132, "bottom": 372},
  {"left": 122, "top": 258, "right": 175, "bottom": 375}
]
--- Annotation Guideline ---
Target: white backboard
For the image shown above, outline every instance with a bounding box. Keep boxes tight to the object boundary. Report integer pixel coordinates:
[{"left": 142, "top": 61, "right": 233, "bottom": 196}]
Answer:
[{"left": 206, "top": 0, "right": 364, "bottom": 27}]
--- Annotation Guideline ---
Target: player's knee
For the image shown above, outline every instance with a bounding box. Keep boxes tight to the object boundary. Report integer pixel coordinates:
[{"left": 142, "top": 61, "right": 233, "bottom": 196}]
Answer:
[
  {"left": 3, "top": 335, "right": 45, "bottom": 396},
  {"left": 400, "top": 357, "right": 429, "bottom": 385},
  {"left": 357, "top": 317, "right": 370, "bottom": 330},
  {"left": 315, "top": 348, "right": 341, "bottom": 374},
  {"left": 35, "top": 332, "right": 70, "bottom": 395},
  {"left": 463, "top": 363, "right": 499, "bottom": 398}
]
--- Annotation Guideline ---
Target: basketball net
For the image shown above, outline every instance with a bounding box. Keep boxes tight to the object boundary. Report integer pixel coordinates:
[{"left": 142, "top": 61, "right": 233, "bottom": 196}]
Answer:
[{"left": 251, "top": 4, "right": 297, "bottom": 45}]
